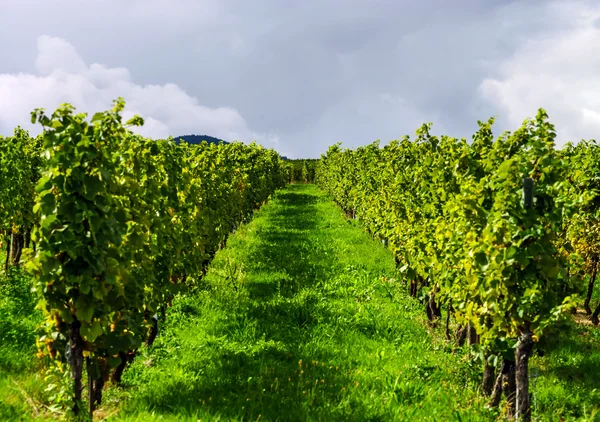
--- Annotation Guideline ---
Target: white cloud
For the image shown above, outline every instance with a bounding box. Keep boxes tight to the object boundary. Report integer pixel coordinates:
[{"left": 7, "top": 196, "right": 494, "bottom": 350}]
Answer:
[
  {"left": 0, "top": 35, "right": 283, "bottom": 153},
  {"left": 479, "top": 1, "right": 600, "bottom": 145},
  {"left": 35, "top": 35, "right": 87, "bottom": 75}
]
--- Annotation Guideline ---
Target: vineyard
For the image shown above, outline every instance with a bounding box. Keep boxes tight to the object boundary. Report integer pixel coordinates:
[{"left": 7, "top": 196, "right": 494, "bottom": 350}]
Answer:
[
  {"left": 0, "top": 100, "right": 288, "bottom": 419},
  {"left": 317, "top": 110, "right": 600, "bottom": 421},
  {"left": 0, "top": 103, "right": 599, "bottom": 421},
  {"left": 287, "top": 159, "right": 319, "bottom": 184}
]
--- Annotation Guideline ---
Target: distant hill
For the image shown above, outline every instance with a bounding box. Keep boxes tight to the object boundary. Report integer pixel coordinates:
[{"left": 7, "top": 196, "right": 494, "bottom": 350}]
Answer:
[
  {"left": 173, "top": 134, "right": 228, "bottom": 145},
  {"left": 173, "top": 134, "right": 290, "bottom": 159}
]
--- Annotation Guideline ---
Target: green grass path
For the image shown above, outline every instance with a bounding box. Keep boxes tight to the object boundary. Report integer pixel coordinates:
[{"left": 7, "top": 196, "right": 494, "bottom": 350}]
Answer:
[{"left": 111, "top": 184, "right": 493, "bottom": 421}]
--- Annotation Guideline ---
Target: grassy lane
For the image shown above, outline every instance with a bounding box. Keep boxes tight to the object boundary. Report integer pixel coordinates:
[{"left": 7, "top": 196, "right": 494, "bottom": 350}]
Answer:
[{"left": 110, "top": 184, "right": 494, "bottom": 421}]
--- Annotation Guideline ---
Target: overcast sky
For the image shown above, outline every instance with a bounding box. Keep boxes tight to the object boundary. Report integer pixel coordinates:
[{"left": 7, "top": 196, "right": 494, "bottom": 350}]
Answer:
[{"left": 1, "top": 0, "right": 599, "bottom": 158}]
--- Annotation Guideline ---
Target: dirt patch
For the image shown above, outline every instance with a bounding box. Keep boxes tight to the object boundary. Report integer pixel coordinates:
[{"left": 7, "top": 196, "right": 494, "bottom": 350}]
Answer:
[{"left": 572, "top": 308, "right": 598, "bottom": 328}]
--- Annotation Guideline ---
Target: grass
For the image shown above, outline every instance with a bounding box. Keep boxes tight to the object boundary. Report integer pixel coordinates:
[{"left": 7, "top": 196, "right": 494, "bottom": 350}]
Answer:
[
  {"left": 0, "top": 184, "right": 599, "bottom": 421},
  {"left": 110, "top": 184, "right": 495, "bottom": 421},
  {"left": 530, "top": 322, "right": 600, "bottom": 420},
  {"left": 0, "top": 266, "right": 46, "bottom": 420}
]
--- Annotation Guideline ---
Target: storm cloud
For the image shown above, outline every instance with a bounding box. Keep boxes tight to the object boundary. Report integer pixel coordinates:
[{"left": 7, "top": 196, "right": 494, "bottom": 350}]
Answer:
[{"left": 1, "top": 0, "right": 598, "bottom": 157}]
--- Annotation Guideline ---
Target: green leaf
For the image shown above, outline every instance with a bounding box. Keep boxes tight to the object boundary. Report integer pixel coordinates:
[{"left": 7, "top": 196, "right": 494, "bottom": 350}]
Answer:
[
  {"left": 80, "top": 320, "right": 103, "bottom": 342},
  {"left": 74, "top": 296, "right": 94, "bottom": 323}
]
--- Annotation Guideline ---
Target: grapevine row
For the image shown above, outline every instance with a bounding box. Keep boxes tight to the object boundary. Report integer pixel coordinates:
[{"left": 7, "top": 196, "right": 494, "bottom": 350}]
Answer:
[
  {"left": 316, "top": 109, "right": 600, "bottom": 421},
  {"left": 287, "top": 159, "right": 319, "bottom": 184},
  {"left": 1, "top": 99, "right": 289, "bottom": 417},
  {"left": 0, "top": 127, "right": 43, "bottom": 268}
]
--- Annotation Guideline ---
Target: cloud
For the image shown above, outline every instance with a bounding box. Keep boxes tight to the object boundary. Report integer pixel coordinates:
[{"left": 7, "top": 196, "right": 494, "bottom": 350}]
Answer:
[
  {"left": 0, "top": 35, "right": 283, "bottom": 153},
  {"left": 0, "top": 1, "right": 523, "bottom": 158},
  {"left": 479, "top": 1, "right": 600, "bottom": 145},
  {"left": 3, "top": 1, "right": 600, "bottom": 157}
]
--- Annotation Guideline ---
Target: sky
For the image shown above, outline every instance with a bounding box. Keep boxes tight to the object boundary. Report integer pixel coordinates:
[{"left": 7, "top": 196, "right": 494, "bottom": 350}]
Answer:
[{"left": 1, "top": 0, "right": 600, "bottom": 158}]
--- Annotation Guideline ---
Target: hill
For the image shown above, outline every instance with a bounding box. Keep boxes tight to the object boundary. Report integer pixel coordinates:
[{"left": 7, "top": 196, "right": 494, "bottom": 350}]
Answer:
[
  {"left": 173, "top": 134, "right": 228, "bottom": 145},
  {"left": 174, "top": 134, "right": 290, "bottom": 159}
]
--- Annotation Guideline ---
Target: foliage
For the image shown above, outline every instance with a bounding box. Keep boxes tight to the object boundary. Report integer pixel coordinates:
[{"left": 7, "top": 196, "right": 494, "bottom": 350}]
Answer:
[
  {"left": 288, "top": 159, "right": 319, "bottom": 183},
  {"left": 21, "top": 99, "right": 288, "bottom": 417},
  {"left": 0, "top": 127, "right": 43, "bottom": 254},
  {"left": 561, "top": 140, "right": 600, "bottom": 318},
  {"left": 316, "top": 109, "right": 592, "bottom": 418}
]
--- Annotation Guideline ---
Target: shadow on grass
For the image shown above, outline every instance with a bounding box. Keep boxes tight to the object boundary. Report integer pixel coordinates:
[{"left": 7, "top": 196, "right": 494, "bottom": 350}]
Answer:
[
  {"left": 543, "top": 326, "right": 600, "bottom": 391},
  {"left": 243, "top": 187, "right": 333, "bottom": 299},
  {"left": 526, "top": 322, "right": 600, "bottom": 420}
]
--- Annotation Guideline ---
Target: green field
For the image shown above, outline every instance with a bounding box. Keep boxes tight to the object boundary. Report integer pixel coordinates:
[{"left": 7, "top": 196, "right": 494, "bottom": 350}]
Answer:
[{"left": 1, "top": 184, "right": 600, "bottom": 421}]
